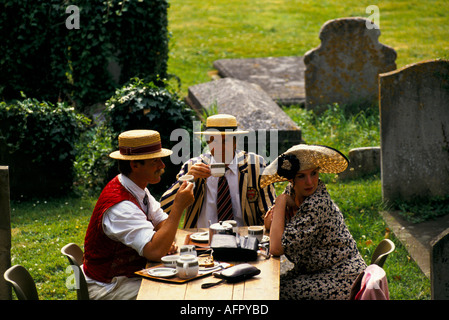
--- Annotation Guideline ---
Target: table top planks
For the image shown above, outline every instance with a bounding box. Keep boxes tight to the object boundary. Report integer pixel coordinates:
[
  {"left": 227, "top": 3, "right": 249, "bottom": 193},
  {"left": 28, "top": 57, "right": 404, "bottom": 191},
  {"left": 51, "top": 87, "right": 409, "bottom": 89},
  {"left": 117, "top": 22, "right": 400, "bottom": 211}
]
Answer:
[{"left": 137, "top": 227, "right": 280, "bottom": 300}]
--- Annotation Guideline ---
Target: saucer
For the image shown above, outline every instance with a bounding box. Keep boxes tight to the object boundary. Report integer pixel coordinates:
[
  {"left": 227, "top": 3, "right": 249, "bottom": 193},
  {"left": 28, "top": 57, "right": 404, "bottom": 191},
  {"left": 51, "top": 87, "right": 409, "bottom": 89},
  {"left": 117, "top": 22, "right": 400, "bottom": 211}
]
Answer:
[
  {"left": 190, "top": 231, "right": 209, "bottom": 243},
  {"left": 147, "top": 268, "right": 178, "bottom": 278}
]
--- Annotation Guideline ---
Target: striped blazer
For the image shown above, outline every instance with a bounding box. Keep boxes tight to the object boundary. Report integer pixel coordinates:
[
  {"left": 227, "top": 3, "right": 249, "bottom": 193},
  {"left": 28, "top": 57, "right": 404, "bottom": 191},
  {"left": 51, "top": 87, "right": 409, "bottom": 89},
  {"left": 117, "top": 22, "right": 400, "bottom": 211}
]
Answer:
[{"left": 160, "top": 150, "right": 276, "bottom": 228}]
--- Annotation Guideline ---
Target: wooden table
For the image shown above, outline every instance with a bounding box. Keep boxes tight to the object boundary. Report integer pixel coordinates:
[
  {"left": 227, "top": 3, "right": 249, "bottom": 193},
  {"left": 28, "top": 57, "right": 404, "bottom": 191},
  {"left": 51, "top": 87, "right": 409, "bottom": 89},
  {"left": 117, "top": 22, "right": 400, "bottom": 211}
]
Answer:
[{"left": 137, "top": 227, "right": 280, "bottom": 300}]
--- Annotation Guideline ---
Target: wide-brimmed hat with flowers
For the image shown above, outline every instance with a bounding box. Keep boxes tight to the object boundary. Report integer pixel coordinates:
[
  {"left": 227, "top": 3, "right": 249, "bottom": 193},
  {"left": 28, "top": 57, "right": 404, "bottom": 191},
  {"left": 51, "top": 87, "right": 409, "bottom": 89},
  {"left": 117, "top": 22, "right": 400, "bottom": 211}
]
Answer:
[
  {"left": 109, "top": 129, "right": 173, "bottom": 160},
  {"left": 194, "top": 114, "right": 249, "bottom": 135},
  {"left": 259, "top": 144, "right": 349, "bottom": 188}
]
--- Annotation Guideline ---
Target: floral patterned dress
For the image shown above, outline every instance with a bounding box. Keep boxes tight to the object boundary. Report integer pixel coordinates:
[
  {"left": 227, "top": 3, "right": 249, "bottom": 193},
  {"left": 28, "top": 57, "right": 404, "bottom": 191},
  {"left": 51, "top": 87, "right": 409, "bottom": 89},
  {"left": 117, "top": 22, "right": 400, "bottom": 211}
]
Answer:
[{"left": 280, "top": 180, "right": 367, "bottom": 300}]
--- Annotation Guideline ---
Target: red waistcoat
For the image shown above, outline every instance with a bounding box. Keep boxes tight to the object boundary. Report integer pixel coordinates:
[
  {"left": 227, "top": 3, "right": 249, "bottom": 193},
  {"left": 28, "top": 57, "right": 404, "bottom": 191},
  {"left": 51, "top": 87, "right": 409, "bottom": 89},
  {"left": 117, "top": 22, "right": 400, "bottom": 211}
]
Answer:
[{"left": 83, "top": 175, "right": 147, "bottom": 283}]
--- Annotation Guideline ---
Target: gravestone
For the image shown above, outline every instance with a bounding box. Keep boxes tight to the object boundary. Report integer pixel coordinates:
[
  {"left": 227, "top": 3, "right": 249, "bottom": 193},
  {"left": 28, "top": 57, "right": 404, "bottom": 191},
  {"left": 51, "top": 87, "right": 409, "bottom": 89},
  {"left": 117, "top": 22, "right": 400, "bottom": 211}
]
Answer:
[
  {"left": 186, "top": 77, "right": 303, "bottom": 160},
  {"left": 213, "top": 56, "right": 305, "bottom": 106},
  {"left": 379, "top": 60, "right": 449, "bottom": 203},
  {"left": 304, "top": 17, "right": 397, "bottom": 111},
  {"left": 338, "top": 147, "right": 380, "bottom": 180},
  {"left": 0, "top": 166, "right": 12, "bottom": 300},
  {"left": 431, "top": 229, "right": 449, "bottom": 299}
]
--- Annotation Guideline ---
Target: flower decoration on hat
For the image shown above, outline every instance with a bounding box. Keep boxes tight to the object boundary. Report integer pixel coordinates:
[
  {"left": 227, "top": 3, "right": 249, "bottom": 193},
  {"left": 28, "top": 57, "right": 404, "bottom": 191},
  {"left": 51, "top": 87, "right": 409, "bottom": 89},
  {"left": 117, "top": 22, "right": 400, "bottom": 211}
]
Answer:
[{"left": 277, "top": 153, "right": 300, "bottom": 180}]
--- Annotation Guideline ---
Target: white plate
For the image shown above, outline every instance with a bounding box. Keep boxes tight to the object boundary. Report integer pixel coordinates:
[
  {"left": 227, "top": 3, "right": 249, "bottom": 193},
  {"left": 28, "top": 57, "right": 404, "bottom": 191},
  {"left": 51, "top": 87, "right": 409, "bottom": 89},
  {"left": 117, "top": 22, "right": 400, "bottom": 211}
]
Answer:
[
  {"left": 190, "top": 232, "right": 209, "bottom": 243},
  {"left": 147, "top": 268, "right": 178, "bottom": 278},
  {"left": 199, "top": 261, "right": 220, "bottom": 271}
]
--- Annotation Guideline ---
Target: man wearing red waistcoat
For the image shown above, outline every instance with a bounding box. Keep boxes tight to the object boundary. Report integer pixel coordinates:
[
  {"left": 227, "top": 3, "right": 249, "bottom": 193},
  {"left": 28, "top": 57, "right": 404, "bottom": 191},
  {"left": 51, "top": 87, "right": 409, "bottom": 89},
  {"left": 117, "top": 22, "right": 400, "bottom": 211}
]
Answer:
[{"left": 83, "top": 130, "right": 194, "bottom": 300}]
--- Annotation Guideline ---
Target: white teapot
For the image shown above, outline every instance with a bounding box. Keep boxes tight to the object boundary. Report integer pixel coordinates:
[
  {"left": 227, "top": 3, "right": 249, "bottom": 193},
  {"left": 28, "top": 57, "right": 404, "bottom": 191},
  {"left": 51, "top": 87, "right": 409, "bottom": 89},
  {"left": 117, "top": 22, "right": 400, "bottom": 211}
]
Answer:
[{"left": 176, "top": 254, "right": 199, "bottom": 279}]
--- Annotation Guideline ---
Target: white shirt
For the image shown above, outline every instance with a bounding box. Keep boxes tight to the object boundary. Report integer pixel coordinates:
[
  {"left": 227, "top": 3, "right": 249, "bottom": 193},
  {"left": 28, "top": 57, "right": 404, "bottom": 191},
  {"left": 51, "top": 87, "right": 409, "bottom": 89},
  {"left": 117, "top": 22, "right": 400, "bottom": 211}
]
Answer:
[
  {"left": 102, "top": 174, "right": 168, "bottom": 256},
  {"left": 84, "top": 174, "right": 168, "bottom": 289},
  {"left": 197, "top": 155, "right": 243, "bottom": 227}
]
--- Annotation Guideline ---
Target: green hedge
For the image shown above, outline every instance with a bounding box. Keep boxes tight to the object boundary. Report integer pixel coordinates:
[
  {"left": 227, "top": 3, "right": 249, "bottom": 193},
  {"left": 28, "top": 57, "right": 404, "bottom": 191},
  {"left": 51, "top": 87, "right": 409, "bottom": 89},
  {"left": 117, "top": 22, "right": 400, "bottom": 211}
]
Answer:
[
  {"left": 0, "top": 0, "right": 169, "bottom": 111},
  {"left": 0, "top": 98, "right": 90, "bottom": 199},
  {"left": 73, "top": 78, "right": 196, "bottom": 197}
]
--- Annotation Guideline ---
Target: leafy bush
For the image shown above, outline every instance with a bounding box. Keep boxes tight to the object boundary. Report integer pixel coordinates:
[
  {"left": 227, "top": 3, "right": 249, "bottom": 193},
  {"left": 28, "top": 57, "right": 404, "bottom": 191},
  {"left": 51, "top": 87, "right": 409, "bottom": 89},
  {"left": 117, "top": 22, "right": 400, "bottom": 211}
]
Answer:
[
  {"left": 105, "top": 78, "right": 194, "bottom": 138},
  {"left": 0, "top": 0, "right": 169, "bottom": 110},
  {"left": 73, "top": 78, "right": 196, "bottom": 196},
  {"left": 73, "top": 124, "right": 115, "bottom": 197},
  {"left": 0, "top": 98, "right": 90, "bottom": 199}
]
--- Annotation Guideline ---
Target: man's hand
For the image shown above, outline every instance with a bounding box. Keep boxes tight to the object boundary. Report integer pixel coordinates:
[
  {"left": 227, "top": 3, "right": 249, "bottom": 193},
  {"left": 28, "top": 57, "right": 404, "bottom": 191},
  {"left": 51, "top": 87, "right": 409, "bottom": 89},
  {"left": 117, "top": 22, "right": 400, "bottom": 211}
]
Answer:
[
  {"left": 187, "top": 163, "right": 211, "bottom": 179},
  {"left": 167, "top": 241, "right": 178, "bottom": 255},
  {"left": 173, "top": 181, "right": 194, "bottom": 211}
]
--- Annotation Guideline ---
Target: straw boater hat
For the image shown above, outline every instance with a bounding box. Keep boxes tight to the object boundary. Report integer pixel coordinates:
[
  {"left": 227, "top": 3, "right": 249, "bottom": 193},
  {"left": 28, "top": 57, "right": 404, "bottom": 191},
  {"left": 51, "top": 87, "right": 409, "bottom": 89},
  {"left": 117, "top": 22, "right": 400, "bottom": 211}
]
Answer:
[
  {"left": 109, "top": 130, "right": 172, "bottom": 160},
  {"left": 194, "top": 114, "right": 249, "bottom": 135},
  {"left": 259, "top": 144, "right": 349, "bottom": 188}
]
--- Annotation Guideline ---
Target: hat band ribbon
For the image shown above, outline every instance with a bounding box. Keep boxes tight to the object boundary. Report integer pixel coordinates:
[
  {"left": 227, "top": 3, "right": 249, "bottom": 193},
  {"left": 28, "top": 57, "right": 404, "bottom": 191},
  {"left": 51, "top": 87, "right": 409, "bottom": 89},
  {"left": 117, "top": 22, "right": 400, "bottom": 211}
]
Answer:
[
  {"left": 119, "top": 142, "right": 162, "bottom": 156},
  {"left": 205, "top": 126, "right": 238, "bottom": 132}
]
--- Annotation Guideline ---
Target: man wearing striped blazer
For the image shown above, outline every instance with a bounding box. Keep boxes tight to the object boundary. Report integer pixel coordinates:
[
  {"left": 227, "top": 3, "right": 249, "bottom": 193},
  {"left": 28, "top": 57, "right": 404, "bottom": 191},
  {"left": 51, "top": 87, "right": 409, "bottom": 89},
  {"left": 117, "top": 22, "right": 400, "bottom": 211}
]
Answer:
[{"left": 160, "top": 114, "right": 276, "bottom": 228}]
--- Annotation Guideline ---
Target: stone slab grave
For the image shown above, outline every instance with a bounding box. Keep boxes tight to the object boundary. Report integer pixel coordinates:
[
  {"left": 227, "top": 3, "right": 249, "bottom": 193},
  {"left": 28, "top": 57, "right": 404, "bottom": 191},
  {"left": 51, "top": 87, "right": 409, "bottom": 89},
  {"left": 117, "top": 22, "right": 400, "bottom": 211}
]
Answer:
[
  {"left": 431, "top": 229, "right": 449, "bottom": 299},
  {"left": 186, "top": 77, "right": 302, "bottom": 159},
  {"left": 213, "top": 56, "right": 305, "bottom": 106},
  {"left": 338, "top": 146, "right": 380, "bottom": 180},
  {"left": 379, "top": 209, "right": 449, "bottom": 280},
  {"left": 379, "top": 59, "right": 449, "bottom": 203},
  {"left": 304, "top": 17, "right": 397, "bottom": 111}
]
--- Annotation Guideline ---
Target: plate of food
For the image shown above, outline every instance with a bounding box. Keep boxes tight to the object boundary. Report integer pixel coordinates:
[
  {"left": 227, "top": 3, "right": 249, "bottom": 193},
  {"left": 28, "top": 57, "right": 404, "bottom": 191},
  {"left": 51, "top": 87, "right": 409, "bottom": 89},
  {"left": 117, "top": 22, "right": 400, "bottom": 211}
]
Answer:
[
  {"left": 190, "top": 231, "right": 209, "bottom": 243},
  {"left": 198, "top": 254, "right": 215, "bottom": 269},
  {"left": 147, "top": 267, "right": 178, "bottom": 278}
]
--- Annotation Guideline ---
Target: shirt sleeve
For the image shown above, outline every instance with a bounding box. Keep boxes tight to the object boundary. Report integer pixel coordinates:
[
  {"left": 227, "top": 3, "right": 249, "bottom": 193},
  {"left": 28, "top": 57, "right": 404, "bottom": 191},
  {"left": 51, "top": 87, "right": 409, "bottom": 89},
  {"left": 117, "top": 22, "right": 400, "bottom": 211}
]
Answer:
[
  {"left": 146, "top": 193, "right": 168, "bottom": 227},
  {"left": 103, "top": 201, "right": 156, "bottom": 257}
]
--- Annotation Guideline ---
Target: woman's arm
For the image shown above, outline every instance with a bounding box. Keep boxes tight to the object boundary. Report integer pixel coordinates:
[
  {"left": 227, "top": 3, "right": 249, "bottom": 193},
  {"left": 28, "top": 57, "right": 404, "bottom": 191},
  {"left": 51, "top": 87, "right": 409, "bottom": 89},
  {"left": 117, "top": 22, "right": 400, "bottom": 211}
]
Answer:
[
  {"left": 269, "top": 191, "right": 298, "bottom": 256},
  {"left": 269, "top": 195, "right": 288, "bottom": 256}
]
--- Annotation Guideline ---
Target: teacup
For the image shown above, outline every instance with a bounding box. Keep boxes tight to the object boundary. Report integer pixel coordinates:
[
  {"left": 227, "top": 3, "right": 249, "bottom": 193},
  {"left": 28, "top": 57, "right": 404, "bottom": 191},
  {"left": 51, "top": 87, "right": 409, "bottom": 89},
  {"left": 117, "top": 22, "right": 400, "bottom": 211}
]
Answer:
[
  {"left": 248, "top": 225, "right": 264, "bottom": 242},
  {"left": 180, "top": 244, "right": 197, "bottom": 256},
  {"left": 161, "top": 255, "right": 179, "bottom": 268},
  {"left": 179, "top": 174, "right": 195, "bottom": 187},
  {"left": 176, "top": 254, "right": 199, "bottom": 279},
  {"left": 224, "top": 219, "right": 238, "bottom": 233},
  {"left": 210, "top": 163, "right": 226, "bottom": 177}
]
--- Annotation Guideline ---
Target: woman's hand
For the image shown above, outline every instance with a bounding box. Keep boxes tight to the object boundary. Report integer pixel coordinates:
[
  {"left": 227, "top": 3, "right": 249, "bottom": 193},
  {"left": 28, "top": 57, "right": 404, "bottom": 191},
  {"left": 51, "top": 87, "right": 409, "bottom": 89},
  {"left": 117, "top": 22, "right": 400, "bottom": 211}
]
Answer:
[
  {"left": 282, "top": 193, "right": 298, "bottom": 221},
  {"left": 264, "top": 206, "right": 274, "bottom": 230}
]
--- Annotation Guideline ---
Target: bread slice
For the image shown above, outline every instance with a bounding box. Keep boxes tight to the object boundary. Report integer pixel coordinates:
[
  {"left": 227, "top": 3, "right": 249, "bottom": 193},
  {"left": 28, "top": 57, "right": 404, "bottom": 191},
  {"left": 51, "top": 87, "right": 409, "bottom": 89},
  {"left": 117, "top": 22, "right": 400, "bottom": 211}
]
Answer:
[{"left": 198, "top": 254, "right": 215, "bottom": 268}]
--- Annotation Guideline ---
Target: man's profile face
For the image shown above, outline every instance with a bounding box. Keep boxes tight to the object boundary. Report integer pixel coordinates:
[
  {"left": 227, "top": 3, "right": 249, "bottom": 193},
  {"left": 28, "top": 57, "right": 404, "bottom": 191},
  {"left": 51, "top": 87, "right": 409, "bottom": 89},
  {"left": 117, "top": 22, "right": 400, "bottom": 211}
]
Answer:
[{"left": 133, "top": 158, "right": 166, "bottom": 185}]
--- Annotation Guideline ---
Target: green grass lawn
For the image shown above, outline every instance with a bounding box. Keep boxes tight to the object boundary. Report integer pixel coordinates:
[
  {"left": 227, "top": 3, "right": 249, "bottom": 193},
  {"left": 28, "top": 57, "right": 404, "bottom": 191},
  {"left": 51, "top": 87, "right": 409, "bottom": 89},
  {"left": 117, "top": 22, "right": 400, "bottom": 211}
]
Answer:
[
  {"left": 9, "top": 0, "right": 445, "bottom": 300},
  {"left": 167, "top": 0, "right": 449, "bottom": 96}
]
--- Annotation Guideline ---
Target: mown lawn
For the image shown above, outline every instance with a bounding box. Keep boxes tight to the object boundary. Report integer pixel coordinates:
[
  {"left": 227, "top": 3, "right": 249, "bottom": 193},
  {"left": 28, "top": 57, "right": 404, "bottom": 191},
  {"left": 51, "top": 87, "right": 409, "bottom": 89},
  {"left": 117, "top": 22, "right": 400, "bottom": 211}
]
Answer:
[{"left": 167, "top": 0, "right": 449, "bottom": 95}]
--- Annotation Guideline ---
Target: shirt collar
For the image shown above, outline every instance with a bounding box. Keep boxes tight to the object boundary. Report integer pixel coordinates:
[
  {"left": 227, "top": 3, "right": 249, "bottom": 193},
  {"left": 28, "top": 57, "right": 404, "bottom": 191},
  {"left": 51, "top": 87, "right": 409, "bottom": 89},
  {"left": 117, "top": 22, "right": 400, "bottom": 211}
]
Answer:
[{"left": 118, "top": 174, "right": 148, "bottom": 205}]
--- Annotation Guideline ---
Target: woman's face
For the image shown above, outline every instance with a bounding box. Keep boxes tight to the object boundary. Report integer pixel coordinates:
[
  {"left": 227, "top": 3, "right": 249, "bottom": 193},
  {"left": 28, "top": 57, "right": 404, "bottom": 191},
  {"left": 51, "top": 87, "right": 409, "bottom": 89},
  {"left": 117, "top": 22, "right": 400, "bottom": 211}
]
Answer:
[{"left": 291, "top": 167, "right": 320, "bottom": 202}]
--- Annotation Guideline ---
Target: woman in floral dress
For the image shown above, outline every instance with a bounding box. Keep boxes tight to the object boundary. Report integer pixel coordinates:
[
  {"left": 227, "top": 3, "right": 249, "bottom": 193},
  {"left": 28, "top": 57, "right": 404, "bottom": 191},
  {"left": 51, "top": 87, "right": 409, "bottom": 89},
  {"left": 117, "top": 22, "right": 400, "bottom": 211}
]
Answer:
[{"left": 261, "top": 144, "right": 367, "bottom": 300}]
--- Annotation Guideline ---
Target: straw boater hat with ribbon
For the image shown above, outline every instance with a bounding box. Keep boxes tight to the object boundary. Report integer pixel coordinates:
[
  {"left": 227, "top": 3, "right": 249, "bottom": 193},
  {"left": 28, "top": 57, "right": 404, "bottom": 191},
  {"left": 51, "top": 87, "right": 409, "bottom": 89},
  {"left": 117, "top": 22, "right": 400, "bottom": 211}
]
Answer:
[
  {"left": 109, "top": 130, "right": 172, "bottom": 160},
  {"left": 259, "top": 144, "right": 349, "bottom": 188},
  {"left": 194, "top": 114, "right": 249, "bottom": 135}
]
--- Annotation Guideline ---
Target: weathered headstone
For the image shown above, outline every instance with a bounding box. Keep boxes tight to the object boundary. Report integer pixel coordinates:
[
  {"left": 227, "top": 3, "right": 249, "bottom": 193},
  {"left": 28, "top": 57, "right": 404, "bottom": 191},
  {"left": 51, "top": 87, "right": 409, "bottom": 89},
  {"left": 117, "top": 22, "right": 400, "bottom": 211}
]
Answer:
[
  {"left": 0, "top": 166, "right": 12, "bottom": 300},
  {"left": 379, "top": 60, "right": 449, "bottom": 203},
  {"left": 213, "top": 56, "right": 305, "bottom": 106},
  {"left": 186, "top": 77, "right": 302, "bottom": 160},
  {"left": 338, "top": 146, "right": 380, "bottom": 180},
  {"left": 431, "top": 228, "right": 449, "bottom": 299},
  {"left": 304, "top": 17, "right": 397, "bottom": 111}
]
